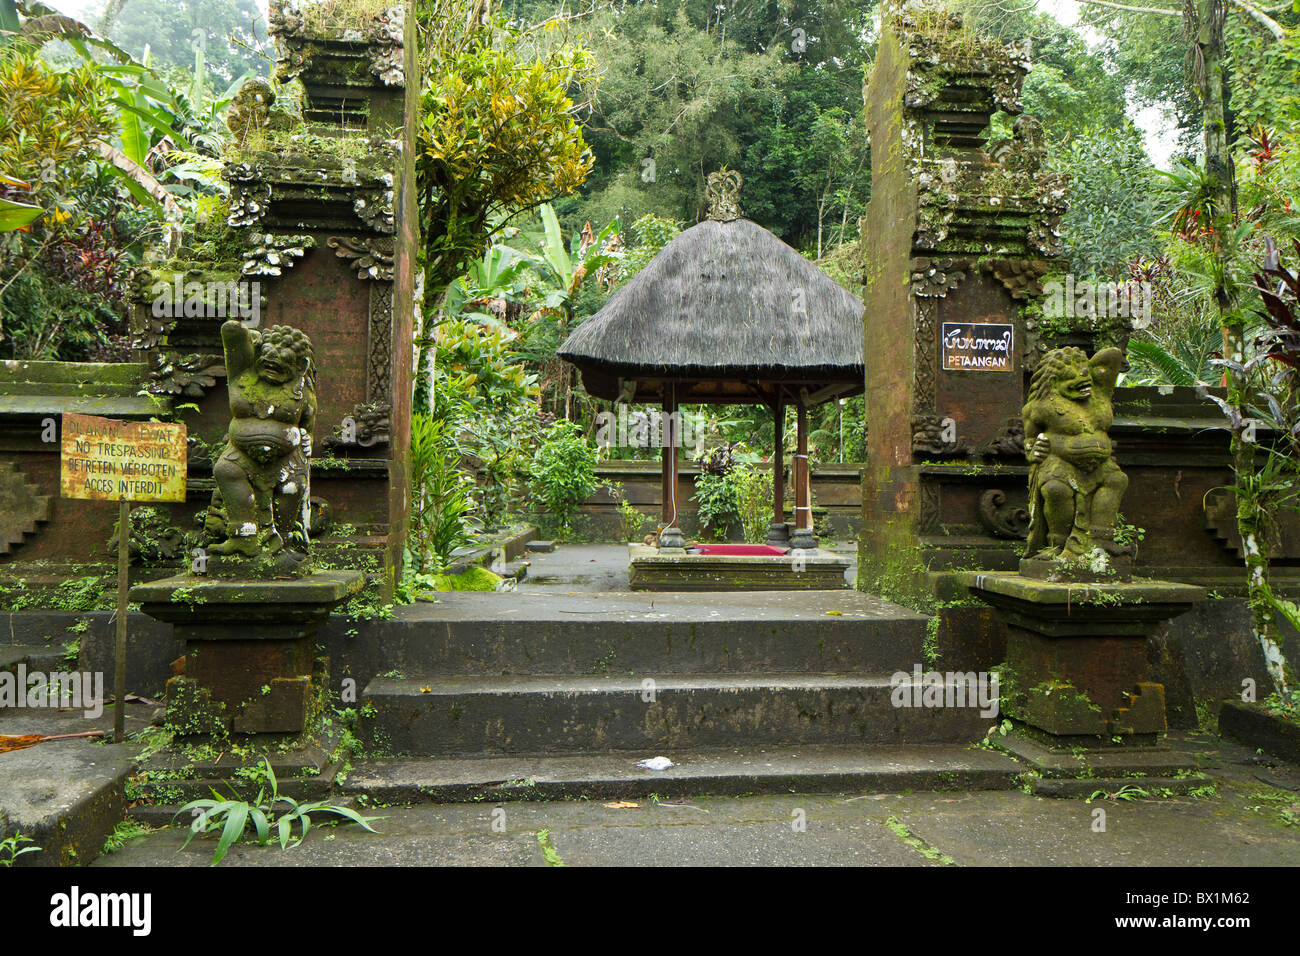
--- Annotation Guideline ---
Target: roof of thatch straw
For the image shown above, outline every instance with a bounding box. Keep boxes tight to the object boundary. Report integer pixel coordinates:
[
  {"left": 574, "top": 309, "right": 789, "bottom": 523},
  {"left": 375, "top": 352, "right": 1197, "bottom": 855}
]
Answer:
[{"left": 558, "top": 218, "right": 864, "bottom": 398}]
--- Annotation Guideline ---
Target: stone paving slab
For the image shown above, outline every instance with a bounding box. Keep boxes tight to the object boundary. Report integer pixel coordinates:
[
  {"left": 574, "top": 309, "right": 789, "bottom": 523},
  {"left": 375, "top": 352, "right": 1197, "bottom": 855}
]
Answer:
[
  {"left": 549, "top": 817, "right": 929, "bottom": 866},
  {"left": 91, "top": 778, "right": 1300, "bottom": 867},
  {"left": 0, "top": 706, "right": 148, "bottom": 866}
]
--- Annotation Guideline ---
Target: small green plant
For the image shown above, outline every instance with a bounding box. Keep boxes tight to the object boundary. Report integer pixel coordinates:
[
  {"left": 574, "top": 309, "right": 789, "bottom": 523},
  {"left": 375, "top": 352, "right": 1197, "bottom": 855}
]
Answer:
[
  {"left": 692, "top": 470, "right": 741, "bottom": 539},
  {"left": 0, "top": 832, "right": 41, "bottom": 866},
  {"left": 733, "top": 465, "right": 775, "bottom": 544},
  {"left": 984, "top": 718, "right": 1013, "bottom": 742},
  {"left": 1263, "top": 688, "right": 1300, "bottom": 723},
  {"left": 101, "top": 820, "right": 154, "bottom": 855},
  {"left": 175, "top": 758, "right": 381, "bottom": 866},
  {"left": 1087, "top": 784, "right": 1151, "bottom": 803},
  {"left": 408, "top": 413, "right": 475, "bottom": 573},
  {"left": 609, "top": 483, "right": 649, "bottom": 542},
  {"left": 1113, "top": 513, "right": 1146, "bottom": 550}
]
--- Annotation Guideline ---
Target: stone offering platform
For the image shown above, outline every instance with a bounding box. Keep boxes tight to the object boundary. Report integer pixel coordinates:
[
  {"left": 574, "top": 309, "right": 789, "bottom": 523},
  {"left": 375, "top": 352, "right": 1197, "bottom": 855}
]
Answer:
[{"left": 626, "top": 543, "right": 851, "bottom": 591}]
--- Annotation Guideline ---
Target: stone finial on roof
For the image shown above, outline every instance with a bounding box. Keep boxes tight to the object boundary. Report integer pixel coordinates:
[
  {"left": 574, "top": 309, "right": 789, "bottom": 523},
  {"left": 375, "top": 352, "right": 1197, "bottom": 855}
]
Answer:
[{"left": 705, "top": 169, "right": 743, "bottom": 222}]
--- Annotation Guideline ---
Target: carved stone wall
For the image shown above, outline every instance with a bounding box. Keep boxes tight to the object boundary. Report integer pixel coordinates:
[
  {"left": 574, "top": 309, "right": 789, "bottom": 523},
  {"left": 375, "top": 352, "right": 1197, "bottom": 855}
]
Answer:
[
  {"left": 859, "top": 4, "right": 1069, "bottom": 584},
  {"left": 120, "top": 1, "right": 416, "bottom": 597}
]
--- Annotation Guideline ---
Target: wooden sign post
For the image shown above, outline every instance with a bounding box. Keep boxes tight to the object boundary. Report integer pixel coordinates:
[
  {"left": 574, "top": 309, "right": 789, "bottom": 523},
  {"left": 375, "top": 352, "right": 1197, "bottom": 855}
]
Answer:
[{"left": 60, "top": 413, "right": 187, "bottom": 742}]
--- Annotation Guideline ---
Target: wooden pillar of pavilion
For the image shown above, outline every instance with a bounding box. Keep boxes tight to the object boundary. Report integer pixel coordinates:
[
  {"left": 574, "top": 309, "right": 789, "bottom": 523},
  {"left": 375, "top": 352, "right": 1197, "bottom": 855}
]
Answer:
[
  {"left": 790, "top": 395, "right": 818, "bottom": 550},
  {"left": 767, "top": 395, "right": 790, "bottom": 547},
  {"left": 658, "top": 382, "right": 686, "bottom": 549}
]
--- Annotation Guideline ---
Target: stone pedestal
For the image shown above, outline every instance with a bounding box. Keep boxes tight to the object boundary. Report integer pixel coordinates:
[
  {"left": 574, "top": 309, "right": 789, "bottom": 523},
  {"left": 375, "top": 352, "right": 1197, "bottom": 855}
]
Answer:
[
  {"left": 765, "top": 521, "right": 791, "bottom": 549},
  {"left": 131, "top": 570, "right": 363, "bottom": 736},
  {"left": 970, "top": 570, "right": 1207, "bottom": 793}
]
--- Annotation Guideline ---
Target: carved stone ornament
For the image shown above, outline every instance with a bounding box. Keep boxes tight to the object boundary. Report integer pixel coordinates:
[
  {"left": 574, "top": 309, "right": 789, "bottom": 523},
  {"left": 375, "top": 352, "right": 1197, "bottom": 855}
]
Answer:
[
  {"left": 991, "top": 39, "right": 1032, "bottom": 114},
  {"left": 975, "top": 416, "right": 1027, "bottom": 458},
  {"left": 327, "top": 235, "right": 395, "bottom": 281},
  {"left": 226, "top": 178, "right": 272, "bottom": 229},
  {"left": 980, "top": 257, "right": 1050, "bottom": 301},
  {"left": 146, "top": 351, "right": 226, "bottom": 398},
  {"left": 268, "top": 0, "right": 307, "bottom": 35},
  {"left": 325, "top": 401, "right": 391, "bottom": 449},
  {"left": 705, "top": 169, "right": 743, "bottom": 222},
  {"left": 367, "top": 5, "right": 405, "bottom": 85},
  {"left": 243, "top": 233, "right": 316, "bottom": 277},
  {"left": 987, "top": 115, "right": 1047, "bottom": 175},
  {"left": 911, "top": 257, "right": 969, "bottom": 297},
  {"left": 353, "top": 179, "right": 395, "bottom": 233},
  {"left": 225, "top": 79, "right": 296, "bottom": 143},
  {"left": 912, "top": 413, "right": 966, "bottom": 457},
  {"left": 978, "top": 489, "right": 1030, "bottom": 540}
]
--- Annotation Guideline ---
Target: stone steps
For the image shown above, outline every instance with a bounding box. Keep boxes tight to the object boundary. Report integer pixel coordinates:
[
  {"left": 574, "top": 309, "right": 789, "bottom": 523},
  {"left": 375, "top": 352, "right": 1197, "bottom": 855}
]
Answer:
[
  {"left": 0, "top": 707, "right": 147, "bottom": 866},
  {"left": 340, "top": 744, "right": 1021, "bottom": 803},
  {"left": 358, "top": 673, "right": 996, "bottom": 756},
  {"left": 359, "top": 590, "right": 928, "bottom": 677},
  {"left": 346, "top": 590, "right": 1007, "bottom": 797},
  {"left": 0, "top": 643, "right": 67, "bottom": 679}
]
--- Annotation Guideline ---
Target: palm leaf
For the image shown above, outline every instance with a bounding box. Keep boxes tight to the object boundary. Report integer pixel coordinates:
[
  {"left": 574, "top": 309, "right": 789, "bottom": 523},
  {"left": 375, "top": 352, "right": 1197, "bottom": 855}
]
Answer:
[
  {"left": 1126, "top": 339, "right": 1197, "bottom": 387},
  {"left": 90, "top": 140, "right": 182, "bottom": 217},
  {"left": 248, "top": 807, "right": 270, "bottom": 846}
]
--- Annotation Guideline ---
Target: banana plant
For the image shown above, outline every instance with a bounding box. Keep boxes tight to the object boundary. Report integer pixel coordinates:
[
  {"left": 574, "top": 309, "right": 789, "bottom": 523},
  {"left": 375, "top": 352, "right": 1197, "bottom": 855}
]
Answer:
[
  {"left": 508, "top": 204, "right": 622, "bottom": 318},
  {"left": 448, "top": 244, "right": 532, "bottom": 329},
  {"left": 5, "top": 1, "right": 239, "bottom": 215}
]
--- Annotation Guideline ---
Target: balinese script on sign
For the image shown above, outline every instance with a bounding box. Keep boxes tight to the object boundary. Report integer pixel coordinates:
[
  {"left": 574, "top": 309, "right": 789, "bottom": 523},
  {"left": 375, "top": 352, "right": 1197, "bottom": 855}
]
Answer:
[
  {"left": 60, "top": 412, "right": 188, "bottom": 502},
  {"left": 941, "top": 322, "right": 1015, "bottom": 372}
]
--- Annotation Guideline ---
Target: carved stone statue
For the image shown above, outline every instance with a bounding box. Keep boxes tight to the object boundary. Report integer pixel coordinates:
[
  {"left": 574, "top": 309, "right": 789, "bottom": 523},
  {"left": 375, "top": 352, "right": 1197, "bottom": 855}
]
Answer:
[
  {"left": 1022, "top": 346, "right": 1129, "bottom": 564},
  {"left": 225, "top": 78, "right": 295, "bottom": 143},
  {"left": 207, "top": 320, "right": 316, "bottom": 559}
]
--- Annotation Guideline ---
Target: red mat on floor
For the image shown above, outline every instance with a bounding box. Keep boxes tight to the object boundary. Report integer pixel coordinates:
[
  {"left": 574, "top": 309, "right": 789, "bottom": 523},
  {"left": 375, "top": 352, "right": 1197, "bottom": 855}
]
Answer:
[{"left": 691, "top": 544, "right": 788, "bottom": 556}]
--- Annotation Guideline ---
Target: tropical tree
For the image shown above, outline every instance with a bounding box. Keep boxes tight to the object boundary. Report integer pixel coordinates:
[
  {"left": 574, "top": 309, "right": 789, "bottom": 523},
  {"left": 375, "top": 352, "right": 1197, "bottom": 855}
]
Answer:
[
  {"left": 1054, "top": 125, "right": 1162, "bottom": 278},
  {"left": 414, "top": 0, "right": 597, "bottom": 401}
]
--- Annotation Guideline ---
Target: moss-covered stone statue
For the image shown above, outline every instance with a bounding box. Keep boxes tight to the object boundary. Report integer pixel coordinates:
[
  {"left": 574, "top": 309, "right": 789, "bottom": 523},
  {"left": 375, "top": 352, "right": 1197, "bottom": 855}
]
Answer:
[
  {"left": 206, "top": 320, "right": 316, "bottom": 560},
  {"left": 1022, "top": 346, "right": 1130, "bottom": 566}
]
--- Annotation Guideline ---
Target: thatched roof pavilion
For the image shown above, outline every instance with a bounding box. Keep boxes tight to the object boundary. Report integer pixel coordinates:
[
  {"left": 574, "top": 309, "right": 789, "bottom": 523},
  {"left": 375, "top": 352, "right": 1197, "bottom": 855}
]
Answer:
[
  {"left": 558, "top": 218, "right": 864, "bottom": 405},
  {"left": 558, "top": 171, "right": 864, "bottom": 550}
]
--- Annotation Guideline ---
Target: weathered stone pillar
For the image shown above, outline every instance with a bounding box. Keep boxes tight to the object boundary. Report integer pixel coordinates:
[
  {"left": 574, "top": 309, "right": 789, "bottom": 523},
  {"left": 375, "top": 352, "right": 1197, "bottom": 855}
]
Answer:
[{"left": 858, "top": 5, "right": 1066, "bottom": 598}]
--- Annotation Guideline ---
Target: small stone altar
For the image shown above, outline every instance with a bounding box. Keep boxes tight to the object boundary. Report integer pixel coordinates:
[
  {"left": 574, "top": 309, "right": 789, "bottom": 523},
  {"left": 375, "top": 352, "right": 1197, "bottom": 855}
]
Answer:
[
  {"left": 969, "top": 346, "right": 1205, "bottom": 794},
  {"left": 131, "top": 321, "right": 362, "bottom": 738},
  {"left": 627, "top": 543, "right": 850, "bottom": 591}
]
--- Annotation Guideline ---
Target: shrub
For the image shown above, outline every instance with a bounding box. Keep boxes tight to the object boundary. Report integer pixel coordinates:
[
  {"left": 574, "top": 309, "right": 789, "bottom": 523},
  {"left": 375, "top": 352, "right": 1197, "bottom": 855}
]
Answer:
[
  {"left": 408, "top": 413, "right": 475, "bottom": 573},
  {"left": 733, "top": 466, "right": 775, "bottom": 544},
  {"left": 530, "top": 419, "right": 598, "bottom": 534},
  {"left": 693, "top": 471, "right": 741, "bottom": 540}
]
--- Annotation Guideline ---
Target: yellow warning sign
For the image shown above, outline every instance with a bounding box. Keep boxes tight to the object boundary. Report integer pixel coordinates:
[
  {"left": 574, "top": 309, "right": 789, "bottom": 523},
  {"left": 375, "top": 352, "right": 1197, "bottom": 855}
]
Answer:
[{"left": 60, "top": 413, "right": 187, "bottom": 502}]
